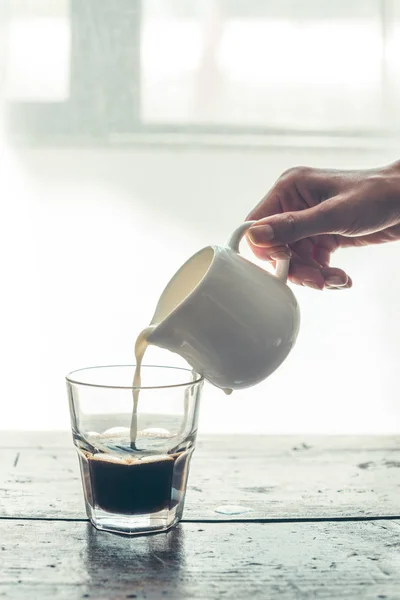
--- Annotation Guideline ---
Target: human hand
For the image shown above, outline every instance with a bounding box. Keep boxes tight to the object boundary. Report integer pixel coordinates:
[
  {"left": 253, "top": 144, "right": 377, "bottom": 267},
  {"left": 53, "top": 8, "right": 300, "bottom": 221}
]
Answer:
[{"left": 246, "top": 162, "right": 400, "bottom": 289}]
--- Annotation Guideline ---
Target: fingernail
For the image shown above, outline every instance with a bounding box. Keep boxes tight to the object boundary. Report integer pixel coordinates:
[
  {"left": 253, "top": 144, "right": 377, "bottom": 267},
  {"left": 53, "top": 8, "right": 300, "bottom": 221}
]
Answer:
[
  {"left": 249, "top": 224, "right": 274, "bottom": 245},
  {"left": 270, "top": 251, "right": 291, "bottom": 260},
  {"left": 325, "top": 276, "right": 346, "bottom": 287},
  {"left": 303, "top": 280, "right": 322, "bottom": 290}
]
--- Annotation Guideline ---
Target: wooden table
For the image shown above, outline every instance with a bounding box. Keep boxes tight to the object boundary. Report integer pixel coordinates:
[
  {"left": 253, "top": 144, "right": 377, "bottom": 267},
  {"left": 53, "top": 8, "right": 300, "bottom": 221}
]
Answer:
[{"left": 1, "top": 433, "right": 399, "bottom": 599}]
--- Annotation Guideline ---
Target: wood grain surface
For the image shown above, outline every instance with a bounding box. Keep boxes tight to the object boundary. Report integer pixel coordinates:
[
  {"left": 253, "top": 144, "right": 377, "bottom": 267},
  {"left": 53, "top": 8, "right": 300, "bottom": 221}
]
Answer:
[
  {"left": 1, "top": 519, "right": 399, "bottom": 600},
  {"left": 1, "top": 433, "right": 399, "bottom": 521},
  {"left": 1, "top": 433, "right": 400, "bottom": 599}
]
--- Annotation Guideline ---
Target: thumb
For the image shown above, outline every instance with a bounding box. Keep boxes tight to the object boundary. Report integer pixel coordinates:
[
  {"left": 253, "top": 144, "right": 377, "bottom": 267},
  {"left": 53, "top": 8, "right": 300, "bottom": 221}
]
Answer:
[{"left": 248, "top": 204, "right": 332, "bottom": 246}]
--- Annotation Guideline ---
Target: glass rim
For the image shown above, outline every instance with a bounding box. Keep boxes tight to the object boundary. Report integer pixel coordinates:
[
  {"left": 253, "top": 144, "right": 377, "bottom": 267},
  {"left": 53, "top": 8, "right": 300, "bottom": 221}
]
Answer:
[{"left": 65, "top": 364, "right": 204, "bottom": 390}]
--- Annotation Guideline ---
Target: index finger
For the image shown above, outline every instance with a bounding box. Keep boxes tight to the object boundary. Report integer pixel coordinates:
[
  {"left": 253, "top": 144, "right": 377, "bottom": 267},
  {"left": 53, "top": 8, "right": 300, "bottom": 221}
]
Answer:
[{"left": 246, "top": 190, "right": 282, "bottom": 222}]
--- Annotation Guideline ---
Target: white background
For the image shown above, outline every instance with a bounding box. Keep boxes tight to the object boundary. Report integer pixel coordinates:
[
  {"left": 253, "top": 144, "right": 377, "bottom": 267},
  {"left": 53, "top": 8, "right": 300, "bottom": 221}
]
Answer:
[
  {"left": 1, "top": 0, "right": 399, "bottom": 433},
  {"left": 1, "top": 142, "right": 399, "bottom": 433}
]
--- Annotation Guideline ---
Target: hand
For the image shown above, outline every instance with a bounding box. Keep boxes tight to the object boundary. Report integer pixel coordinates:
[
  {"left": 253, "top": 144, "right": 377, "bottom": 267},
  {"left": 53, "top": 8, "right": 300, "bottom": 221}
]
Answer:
[{"left": 246, "top": 162, "right": 400, "bottom": 290}]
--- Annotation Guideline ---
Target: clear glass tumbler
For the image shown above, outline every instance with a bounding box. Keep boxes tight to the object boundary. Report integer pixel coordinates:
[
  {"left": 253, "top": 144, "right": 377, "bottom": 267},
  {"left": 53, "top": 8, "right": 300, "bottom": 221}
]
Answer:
[{"left": 66, "top": 365, "right": 203, "bottom": 536}]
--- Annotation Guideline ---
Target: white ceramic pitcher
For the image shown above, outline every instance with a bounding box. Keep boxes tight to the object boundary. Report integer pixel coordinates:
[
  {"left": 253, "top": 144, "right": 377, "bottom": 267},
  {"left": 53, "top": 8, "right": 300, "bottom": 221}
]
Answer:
[{"left": 147, "top": 221, "right": 300, "bottom": 391}]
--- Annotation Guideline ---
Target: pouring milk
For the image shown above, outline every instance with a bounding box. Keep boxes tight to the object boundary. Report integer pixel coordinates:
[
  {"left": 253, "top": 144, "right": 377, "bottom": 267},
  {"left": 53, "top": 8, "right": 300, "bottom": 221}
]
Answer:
[{"left": 129, "top": 221, "right": 300, "bottom": 447}]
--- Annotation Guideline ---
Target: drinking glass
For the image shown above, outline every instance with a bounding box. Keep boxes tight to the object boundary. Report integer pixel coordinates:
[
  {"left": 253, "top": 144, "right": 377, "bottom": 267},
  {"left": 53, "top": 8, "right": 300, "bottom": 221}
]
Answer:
[{"left": 66, "top": 365, "right": 203, "bottom": 536}]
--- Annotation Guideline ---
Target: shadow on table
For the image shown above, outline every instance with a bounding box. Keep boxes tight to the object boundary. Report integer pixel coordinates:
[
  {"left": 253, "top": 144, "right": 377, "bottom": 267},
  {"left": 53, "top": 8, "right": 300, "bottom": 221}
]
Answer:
[{"left": 85, "top": 523, "right": 185, "bottom": 596}]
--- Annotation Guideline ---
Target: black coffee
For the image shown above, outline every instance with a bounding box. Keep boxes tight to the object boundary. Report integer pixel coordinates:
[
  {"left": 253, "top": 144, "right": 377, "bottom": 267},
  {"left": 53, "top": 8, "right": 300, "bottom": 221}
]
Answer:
[
  {"left": 81, "top": 447, "right": 191, "bottom": 515},
  {"left": 88, "top": 454, "right": 173, "bottom": 514}
]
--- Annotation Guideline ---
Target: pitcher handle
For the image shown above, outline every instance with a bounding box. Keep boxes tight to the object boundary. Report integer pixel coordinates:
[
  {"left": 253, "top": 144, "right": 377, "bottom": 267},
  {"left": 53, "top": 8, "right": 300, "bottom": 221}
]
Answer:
[{"left": 227, "top": 221, "right": 290, "bottom": 284}]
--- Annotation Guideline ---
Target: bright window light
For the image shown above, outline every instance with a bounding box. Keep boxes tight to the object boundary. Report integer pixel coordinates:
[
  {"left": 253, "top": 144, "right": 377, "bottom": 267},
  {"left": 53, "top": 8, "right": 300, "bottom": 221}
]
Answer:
[{"left": 5, "top": 11, "right": 70, "bottom": 101}]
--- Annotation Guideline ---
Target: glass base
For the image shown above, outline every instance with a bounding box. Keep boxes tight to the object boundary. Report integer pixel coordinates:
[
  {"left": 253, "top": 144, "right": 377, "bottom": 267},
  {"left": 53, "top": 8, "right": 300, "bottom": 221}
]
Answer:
[{"left": 87, "top": 503, "right": 182, "bottom": 536}]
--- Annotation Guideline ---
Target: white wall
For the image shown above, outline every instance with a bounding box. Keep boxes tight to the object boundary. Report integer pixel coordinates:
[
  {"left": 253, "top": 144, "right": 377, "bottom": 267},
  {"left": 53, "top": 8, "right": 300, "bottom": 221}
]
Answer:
[{"left": 1, "top": 142, "right": 400, "bottom": 433}]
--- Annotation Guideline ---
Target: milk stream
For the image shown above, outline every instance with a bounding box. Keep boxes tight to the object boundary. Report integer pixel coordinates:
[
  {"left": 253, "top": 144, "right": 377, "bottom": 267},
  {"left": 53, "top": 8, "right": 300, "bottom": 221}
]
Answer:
[
  {"left": 130, "top": 326, "right": 155, "bottom": 449},
  {"left": 130, "top": 327, "right": 232, "bottom": 449}
]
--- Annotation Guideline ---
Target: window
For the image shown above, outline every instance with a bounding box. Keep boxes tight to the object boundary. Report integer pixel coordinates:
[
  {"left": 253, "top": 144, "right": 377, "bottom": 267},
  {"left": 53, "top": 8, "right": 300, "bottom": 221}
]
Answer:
[
  {"left": 142, "top": 0, "right": 384, "bottom": 131},
  {"left": 2, "top": 0, "right": 399, "bottom": 142},
  {"left": 5, "top": 0, "right": 70, "bottom": 102}
]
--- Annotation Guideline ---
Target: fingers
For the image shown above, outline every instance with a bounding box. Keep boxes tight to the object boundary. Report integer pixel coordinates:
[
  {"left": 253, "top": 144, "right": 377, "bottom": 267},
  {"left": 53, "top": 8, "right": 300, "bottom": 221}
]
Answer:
[
  {"left": 291, "top": 239, "right": 315, "bottom": 263},
  {"left": 246, "top": 191, "right": 282, "bottom": 223},
  {"left": 250, "top": 240, "right": 351, "bottom": 291},
  {"left": 250, "top": 244, "right": 292, "bottom": 262},
  {"left": 248, "top": 203, "right": 334, "bottom": 247},
  {"left": 325, "top": 274, "right": 353, "bottom": 290},
  {"left": 289, "top": 265, "right": 350, "bottom": 290},
  {"left": 313, "top": 245, "right": 331, "bottom": 267},
  {"left": 311, "top": 234, "right": 339, "bottom": 267},
  {"left": 289, "top": 264, "right": 326, "bottom": 290},
  {"left": 320, "top": 267, "right": 351, "bottom": 289},
  {"left": 246, "top": 171, "right": 294, "bottom": 223},
  {"left": 246, "top": 166, "right": 338, "bottom": 223}
]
